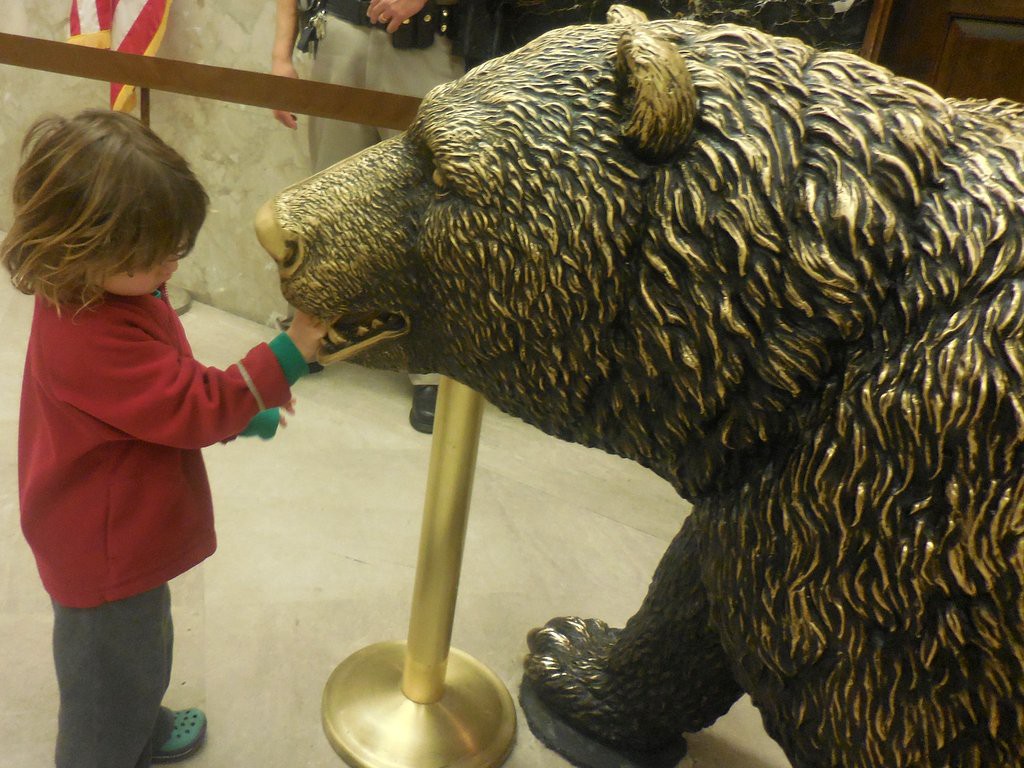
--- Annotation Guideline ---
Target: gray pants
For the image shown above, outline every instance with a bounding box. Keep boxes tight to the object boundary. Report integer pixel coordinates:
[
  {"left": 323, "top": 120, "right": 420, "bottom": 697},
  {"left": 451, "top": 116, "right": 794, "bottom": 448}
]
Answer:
[{"left": 52, "top": 585, "right": 174, "bottom": 768}]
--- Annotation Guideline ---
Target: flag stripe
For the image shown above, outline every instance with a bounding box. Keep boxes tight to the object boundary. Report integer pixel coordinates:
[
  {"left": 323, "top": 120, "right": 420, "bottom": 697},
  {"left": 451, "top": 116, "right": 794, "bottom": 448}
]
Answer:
[
  {"left": 69, "top": 3, "right": 81, "bottom": 37},
  {"left": 69, "top": 1, "right": 113, "bottom": 37},
  {"left": 69, "top": 0, "right": 171, "bottom": 111},
  {"left": 110, "top": 0, "right": 145, "bottom": 50},
  {"left": 114, "top": 0, "right": 170, "bottom": 54},
  {"left": 110, "top": 0, "right": 173, "bottom": 111}
]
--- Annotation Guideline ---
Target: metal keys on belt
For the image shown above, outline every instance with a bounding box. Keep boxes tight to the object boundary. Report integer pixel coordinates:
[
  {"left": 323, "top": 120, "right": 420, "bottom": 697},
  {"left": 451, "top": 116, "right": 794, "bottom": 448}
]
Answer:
[{"left": 296, "top": 0, "right": 327, "bottom": 54}]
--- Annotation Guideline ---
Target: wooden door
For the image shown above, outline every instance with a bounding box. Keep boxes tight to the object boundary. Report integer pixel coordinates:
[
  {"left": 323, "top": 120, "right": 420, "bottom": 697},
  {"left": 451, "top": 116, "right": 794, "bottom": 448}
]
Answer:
[{"left": 862, "top": 0, "right": 1024, "bottom": 102}]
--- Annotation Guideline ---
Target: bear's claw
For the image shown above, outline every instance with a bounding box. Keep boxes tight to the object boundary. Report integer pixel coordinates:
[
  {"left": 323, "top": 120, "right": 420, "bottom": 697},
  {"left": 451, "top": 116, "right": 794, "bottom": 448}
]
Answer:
[{"left": 523, "top": 615, "right": 683, "bottom": 752}]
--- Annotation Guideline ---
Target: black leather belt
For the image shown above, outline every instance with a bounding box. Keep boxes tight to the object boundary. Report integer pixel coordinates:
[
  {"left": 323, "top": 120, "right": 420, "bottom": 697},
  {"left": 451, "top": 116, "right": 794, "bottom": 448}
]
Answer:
[
  {"left": 321, "top": 0, "right": 459, "bottom": 48},
  {"left": 322, "top": 0, "right": 384, "bottom": 27}
]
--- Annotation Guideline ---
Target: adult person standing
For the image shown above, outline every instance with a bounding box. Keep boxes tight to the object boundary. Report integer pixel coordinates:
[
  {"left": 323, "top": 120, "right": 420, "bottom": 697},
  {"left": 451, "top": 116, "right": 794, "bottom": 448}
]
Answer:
[{"left": 271, "top": 0, "right": 468, "bottom": 434}]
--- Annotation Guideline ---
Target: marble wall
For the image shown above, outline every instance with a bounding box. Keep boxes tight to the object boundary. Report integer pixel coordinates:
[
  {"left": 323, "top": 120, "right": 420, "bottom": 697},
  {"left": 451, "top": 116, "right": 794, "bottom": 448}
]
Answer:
[{"left": 0, "top": 1, "right": 320, "bottom": 325}]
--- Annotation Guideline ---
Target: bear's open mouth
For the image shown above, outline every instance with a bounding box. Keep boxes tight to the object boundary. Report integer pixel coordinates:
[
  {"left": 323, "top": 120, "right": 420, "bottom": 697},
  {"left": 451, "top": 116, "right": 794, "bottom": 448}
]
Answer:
[{"left": 317, "top": 311, "right": 409, "bottom": 364}]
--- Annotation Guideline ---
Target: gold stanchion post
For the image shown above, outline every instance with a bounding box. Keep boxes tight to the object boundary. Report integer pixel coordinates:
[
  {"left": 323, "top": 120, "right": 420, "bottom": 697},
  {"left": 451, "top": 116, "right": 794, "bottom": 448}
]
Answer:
[{"left": 321, "top": 376, "right": 516, "bottom": 768}]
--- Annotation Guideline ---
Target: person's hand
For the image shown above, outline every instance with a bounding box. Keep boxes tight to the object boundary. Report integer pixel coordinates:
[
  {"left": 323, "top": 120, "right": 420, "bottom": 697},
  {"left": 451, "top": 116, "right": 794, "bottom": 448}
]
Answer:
[
  {"left": 366, "top": 0, "right": 428, "bottom": 33},
  {"left": 271, "top": 59, "right": 300, "bottom": 129},
  {"left": 279, "top": 399, "right": 296, "bottom": 428},
  {"left": 287, "top": 310, "right": 328, "bottom": 362}
]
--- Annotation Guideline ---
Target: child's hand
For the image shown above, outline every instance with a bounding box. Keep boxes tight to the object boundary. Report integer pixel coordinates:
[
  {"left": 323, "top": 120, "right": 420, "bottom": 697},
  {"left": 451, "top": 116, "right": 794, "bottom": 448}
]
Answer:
[
  {"left": 279, "top": 399, "right": 296, "bottom": 428},
  {"left": 287, "top": 310, "right": 328, "bottom": 362}
]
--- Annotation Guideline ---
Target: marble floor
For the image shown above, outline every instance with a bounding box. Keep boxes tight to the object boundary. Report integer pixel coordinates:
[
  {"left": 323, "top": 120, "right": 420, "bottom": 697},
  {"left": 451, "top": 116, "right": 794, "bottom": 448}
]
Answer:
[{"left": 0, "top": 276, "right": 792, "bottom": 768}]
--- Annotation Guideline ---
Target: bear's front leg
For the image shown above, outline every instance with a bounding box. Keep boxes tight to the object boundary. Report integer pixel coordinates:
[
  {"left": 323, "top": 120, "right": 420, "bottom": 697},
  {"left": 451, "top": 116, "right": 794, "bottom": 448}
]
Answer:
[{"left": 522, "top": 515, "right": 743, "bottom": 764}]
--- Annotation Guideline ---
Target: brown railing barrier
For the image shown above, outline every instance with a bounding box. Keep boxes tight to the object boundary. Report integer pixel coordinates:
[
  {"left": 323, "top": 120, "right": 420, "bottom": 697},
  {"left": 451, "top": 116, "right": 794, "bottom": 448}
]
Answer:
[{"left": 0, "top": 32, "right": 421, "bottom": 131}]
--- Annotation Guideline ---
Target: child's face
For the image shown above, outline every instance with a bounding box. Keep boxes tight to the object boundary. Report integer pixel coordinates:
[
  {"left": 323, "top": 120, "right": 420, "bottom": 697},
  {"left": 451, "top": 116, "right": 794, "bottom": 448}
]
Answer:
[{"left": 101, "top": 256, "right": 180, "bottom": 297}]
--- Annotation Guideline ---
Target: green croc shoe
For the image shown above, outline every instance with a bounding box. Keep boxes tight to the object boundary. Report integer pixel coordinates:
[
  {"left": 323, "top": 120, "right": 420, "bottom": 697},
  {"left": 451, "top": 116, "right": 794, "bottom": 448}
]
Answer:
[{"left": 152, "top": 708, "right": 207, "bottom": 763}]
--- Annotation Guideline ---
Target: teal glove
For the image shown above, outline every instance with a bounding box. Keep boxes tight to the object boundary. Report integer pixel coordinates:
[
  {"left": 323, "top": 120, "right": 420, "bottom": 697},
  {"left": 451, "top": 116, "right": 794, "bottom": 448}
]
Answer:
[{"left": 240, "top": 408, "right": 281, "bottom": 440}]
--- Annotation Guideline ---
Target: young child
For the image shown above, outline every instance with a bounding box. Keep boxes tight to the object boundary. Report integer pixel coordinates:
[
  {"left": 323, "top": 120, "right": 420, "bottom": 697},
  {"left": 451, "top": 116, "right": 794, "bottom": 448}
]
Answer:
[{"left": 1, "top": 109, "right": 327, "bottom": 767}]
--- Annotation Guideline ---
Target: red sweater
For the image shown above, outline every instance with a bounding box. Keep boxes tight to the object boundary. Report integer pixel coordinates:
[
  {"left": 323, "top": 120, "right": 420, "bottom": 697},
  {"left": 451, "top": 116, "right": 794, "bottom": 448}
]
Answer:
[{"left": 19, "top": 292, "right": 294, "bottom": 608}]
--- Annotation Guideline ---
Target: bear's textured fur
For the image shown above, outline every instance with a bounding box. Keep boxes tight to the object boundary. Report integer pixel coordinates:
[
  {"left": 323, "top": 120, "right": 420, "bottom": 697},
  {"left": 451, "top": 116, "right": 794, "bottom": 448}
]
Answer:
[{"left": 260, "top": 15, "right": 1024, "bottom": 768}]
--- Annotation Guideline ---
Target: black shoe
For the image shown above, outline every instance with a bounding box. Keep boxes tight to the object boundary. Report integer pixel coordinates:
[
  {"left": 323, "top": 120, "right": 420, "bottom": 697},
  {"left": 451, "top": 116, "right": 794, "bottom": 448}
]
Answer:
[
  {"left": 308, "top": 361, "right": 324, "bottom": 374},
  {"left": 409, "top": 384, "right": 438, "bottom": 434}
]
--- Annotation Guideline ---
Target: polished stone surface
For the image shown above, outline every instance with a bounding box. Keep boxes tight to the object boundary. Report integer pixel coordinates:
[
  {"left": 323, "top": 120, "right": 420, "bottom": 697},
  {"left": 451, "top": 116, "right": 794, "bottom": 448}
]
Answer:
[
  {"left": 0, "top": 279, "right": 792, "bottom": 767},
  {"left": 1, "top": 0, "right": 313, "bottom": 327}
]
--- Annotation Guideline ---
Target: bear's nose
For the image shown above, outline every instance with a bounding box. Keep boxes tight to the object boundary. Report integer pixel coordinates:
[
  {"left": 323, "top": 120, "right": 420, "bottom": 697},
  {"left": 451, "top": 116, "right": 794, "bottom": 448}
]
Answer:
[{"left": 254, "top": 200, "right": 302, "bottom": 277}]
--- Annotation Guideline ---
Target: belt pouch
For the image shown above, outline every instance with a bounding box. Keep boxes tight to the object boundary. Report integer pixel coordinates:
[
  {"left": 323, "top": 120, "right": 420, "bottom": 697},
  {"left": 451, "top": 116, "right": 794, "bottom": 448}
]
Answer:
[{"left": 391, "top": 0, "right": 438, "bottom": 49}]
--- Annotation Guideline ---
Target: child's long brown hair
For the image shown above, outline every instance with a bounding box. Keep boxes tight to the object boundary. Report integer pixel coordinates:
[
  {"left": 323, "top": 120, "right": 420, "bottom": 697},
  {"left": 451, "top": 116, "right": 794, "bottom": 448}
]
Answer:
[{"left": 1, "top": 110, "right": 209, "bottom": 309}]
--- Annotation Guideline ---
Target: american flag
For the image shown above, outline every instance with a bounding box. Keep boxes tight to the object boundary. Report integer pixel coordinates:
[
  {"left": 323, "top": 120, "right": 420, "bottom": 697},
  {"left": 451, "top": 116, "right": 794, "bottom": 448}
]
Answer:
[{"left": 69, "top": 0, "right": 172, "bottom": 112}]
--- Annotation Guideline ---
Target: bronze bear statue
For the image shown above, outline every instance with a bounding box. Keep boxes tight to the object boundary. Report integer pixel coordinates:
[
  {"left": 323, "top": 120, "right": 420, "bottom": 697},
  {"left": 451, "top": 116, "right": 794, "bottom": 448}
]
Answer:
[{"left": 255, "top": 9, "right": 1024, "bottom": 768}]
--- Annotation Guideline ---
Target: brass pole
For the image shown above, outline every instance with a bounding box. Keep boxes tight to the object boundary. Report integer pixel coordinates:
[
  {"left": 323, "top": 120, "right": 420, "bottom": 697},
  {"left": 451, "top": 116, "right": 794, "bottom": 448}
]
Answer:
[
  {"left": 321, "top": 377, "right": 516, "bottom": 768},
  {"left": 402, "top": 376, "right": 484, "bottom": 703}
]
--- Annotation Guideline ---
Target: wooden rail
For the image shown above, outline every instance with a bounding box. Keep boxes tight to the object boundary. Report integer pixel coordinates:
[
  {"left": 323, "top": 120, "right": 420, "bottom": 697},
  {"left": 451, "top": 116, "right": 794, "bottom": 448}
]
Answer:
[{"left": 0, "top": 32, "right": 421, "bottom": 131}]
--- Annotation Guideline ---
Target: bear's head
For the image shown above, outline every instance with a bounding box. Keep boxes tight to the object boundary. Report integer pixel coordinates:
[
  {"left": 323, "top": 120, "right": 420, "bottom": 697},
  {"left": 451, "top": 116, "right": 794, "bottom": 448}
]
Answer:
[{"left": 256, "top": 11, "right": 1012, "bottom": 496}]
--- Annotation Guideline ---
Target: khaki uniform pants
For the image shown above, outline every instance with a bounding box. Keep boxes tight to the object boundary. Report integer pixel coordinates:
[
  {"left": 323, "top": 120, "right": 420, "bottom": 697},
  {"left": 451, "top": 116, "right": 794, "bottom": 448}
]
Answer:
[{"left": 308, "top": 14, "right": 463, "bottom": 173}]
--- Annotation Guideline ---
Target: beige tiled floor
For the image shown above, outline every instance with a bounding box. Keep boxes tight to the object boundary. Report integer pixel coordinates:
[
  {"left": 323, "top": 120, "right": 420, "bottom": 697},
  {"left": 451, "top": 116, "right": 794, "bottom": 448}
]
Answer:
[{"left": 0, "top": 276, "right": 792, "bottom": 767}]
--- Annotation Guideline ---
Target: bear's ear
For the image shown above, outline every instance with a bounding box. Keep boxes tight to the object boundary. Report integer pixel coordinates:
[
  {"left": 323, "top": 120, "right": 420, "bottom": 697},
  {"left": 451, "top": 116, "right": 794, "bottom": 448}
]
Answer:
[
  {"left": 615, "top": 27, "right": 697, "bottom": 162},
  {"left": 607, "top": 4, "right": 649, "bottom": 24}
]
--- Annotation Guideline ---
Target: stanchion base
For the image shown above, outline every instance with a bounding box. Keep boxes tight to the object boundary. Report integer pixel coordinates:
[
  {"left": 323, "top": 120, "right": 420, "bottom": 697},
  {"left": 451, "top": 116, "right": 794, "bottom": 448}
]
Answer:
[
  {"left": 322, "top": 642, "right": 516, "bottom": 768},
  {"left": 165, "top": 284, "right": 192, "bottom": 316}
]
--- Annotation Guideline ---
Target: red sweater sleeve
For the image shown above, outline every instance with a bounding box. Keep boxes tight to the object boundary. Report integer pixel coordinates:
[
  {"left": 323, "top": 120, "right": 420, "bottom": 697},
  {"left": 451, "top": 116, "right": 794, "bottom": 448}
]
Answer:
[{"left": 35, "top": 294, "right": 291, "bottom": 449}]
